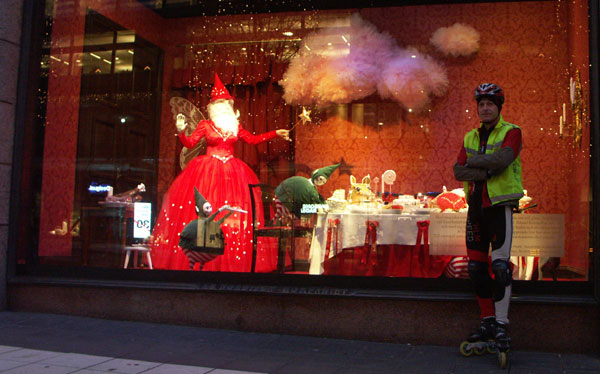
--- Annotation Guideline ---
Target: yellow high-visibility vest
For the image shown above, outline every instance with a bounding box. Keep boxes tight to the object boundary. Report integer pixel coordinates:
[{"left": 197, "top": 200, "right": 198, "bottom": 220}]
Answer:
[{"left": 463, "top": 115, "right": 523, "bottom": 205}]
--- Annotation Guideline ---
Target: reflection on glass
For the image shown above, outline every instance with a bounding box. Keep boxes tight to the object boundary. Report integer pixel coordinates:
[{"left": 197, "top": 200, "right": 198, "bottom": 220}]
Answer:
[
  {"left": 116, "top": 30, "right": 135, "bottom": 43},
  {"left": 82, "top": 51, "right": 113, "bottom": 74},
  {"left": 84, "top": 31, "right": 114, "bottom": 46},
  {"left": 114, "top": 49, "right": 133, "bottom": 73}
]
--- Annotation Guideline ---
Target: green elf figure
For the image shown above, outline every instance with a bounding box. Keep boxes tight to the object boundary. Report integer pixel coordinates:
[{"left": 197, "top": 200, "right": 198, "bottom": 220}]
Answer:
[
  {"left": 179, "top": 188, "right": 246, "bottom": 270},
  {"left": 275, "top": 163, "right": 340, "bottom": 220}
]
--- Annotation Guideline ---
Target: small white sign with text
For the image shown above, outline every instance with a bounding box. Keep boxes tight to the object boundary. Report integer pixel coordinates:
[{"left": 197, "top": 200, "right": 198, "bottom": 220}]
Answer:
[
  {"left": 133, "top": 202, "right": 152, "bottom": 239},
  {"left": 429, "top": 213, "right": 564, "bottom": 257}
]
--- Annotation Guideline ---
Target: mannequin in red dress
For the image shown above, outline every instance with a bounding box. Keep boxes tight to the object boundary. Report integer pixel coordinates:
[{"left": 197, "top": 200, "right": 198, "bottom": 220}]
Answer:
[{"left": 150, "top": 73, "right": 290, "bottom": 272}]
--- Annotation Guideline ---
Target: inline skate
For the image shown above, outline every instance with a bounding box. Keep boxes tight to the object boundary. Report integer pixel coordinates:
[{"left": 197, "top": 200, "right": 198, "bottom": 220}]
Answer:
[
  {"left": 494, "top": 321, "right": 511, "bottom": 369},
  {"left": 459, "top": 317, "right": 497, "bottom": 356}
]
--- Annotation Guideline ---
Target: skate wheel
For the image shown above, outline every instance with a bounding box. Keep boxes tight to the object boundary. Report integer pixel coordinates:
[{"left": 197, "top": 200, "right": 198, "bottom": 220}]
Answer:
[
  {"left": 474, "top": 346, "right": 486, "bottom": 355},
  {"left": 497, "top": 351, "right": 509, "bottom": 369},
  {"left": 459, "top": 341, "right": 473, "bottom": 357}
]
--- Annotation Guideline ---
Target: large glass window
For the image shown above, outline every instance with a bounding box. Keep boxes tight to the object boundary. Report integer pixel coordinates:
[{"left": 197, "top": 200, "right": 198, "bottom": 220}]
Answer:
[{"left": 17, "top": 0, "right": 593, "bottom": 286}]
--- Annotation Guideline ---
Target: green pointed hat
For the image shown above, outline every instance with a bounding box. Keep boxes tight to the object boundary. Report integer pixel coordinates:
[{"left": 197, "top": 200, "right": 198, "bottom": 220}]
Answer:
[
  {"left": 194, "top": 187, "right": 208, "bottom": 214},
  {"left": 311, "top": 163, "right": 340, "bottom": 183}
]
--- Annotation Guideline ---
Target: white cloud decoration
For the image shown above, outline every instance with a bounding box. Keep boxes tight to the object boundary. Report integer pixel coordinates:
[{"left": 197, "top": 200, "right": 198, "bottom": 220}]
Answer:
[
  {"left": 430, "top": 23, "right": 480, "bottom": 57},
  {"left": 280, "top": 14, "right": 449, "bottom": 111}
]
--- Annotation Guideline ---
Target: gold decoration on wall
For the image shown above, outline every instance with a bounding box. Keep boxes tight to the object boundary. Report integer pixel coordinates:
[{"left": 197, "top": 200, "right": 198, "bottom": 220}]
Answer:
[{"left": 570, "top": 69, "right": 586, "bottom": 148}]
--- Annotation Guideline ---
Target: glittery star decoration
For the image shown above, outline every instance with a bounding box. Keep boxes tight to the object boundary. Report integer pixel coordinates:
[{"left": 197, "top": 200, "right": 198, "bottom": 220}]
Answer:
[
  {"left": 299, "top": 107, "right": 312, "bottom": 125},
  {"left": 336, "top": 157, "right": 354, "bottom": 176},
  {"left": 290, "top": 107, "right": 312, "bottom": 131}
]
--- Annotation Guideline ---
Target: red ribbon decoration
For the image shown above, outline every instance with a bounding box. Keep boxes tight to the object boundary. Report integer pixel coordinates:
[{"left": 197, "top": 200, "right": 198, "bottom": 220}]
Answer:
[
  {"left": 414, "top": 220, "right": 431, "bottom": 276},
  {"left": 325, "top": 218, "right": 340, "bottom": 259},
  {"left": 362, "top": 221, "right": 379, "bottom": 266}
]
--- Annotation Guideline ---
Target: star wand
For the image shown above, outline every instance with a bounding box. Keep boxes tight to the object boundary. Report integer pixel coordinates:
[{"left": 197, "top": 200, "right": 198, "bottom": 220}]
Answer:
[{"left": 289, "top": 107, "right": 312, "bottom": 131}]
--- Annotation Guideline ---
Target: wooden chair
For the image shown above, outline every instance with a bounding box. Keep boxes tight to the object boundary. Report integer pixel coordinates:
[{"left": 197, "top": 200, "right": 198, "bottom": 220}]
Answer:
[{"left": 248, "top": 183, "right": 312, "bottom": 273}]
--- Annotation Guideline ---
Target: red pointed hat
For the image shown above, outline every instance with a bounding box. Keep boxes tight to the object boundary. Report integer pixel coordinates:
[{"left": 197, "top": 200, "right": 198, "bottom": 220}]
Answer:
[{"left": 210, "top": 73, "right": 233, "bottom": 103}]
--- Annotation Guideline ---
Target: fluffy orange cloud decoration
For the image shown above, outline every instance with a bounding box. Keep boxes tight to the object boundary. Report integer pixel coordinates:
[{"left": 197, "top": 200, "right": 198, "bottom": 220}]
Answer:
[
  {"left": 280, "top": 14, "right": 396, "bottom": 107},
  {"left": 280, "top": 53, "right": 329, "bottom": 106},
  {"left": 280, "top": 14, "right": 450, "bottom": 110},
  {"left": 377, "top": 49, "right": 448, "bottom": 112},
  {"left": 430, "top": 23, "right": 480, "bottom": 57}
]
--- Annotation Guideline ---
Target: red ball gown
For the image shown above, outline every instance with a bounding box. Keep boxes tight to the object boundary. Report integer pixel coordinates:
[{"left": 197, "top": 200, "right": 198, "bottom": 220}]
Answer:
[{"left": 150, "top": 120, "right": 278, "bottom": 272}]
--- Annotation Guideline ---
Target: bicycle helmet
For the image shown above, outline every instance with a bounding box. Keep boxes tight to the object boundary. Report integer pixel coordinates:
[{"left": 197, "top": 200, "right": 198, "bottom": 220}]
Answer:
[{"left": 474, "top": 83, "right": 504, "bottom": 111}]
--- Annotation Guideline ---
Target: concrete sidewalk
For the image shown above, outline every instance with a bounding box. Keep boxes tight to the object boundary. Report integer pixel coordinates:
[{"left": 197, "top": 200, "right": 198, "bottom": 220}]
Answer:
[{"left": 0, "top": 311, "right": 598, "bottom": 373}]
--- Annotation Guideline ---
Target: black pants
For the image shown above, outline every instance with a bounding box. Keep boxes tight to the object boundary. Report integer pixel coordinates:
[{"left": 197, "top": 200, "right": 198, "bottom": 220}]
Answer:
[{"left": 466, "top": 204, "right": 513, "bottom": 324}]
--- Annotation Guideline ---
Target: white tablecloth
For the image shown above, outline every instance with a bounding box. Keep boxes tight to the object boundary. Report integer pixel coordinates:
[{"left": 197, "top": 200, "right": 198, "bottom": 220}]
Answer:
[
  {"left": 308, "top": 211, "right": 552, "bottom": 278},
  {"left": 308, "top": 212, "right": 430, "bottom": 274}
]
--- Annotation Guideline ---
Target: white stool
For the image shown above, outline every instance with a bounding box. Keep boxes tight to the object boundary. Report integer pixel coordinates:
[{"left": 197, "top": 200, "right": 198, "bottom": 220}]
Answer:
[{"left": 123, "top": 244, "right": 153, "bottom": 269}]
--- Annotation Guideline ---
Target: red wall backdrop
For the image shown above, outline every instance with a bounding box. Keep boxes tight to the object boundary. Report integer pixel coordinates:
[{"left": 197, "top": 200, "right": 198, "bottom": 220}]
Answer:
[
  {"left": 39, "top": 0, "right": 590, "bottom": 275},
  {"left": 294, "top": 1, "right": 590, "bottom": 276}
]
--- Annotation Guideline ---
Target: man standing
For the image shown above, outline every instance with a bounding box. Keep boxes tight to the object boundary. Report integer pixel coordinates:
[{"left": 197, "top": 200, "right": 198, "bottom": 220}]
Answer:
[{"left": 454, "top": 83, "right": 523, "bottom": 366}]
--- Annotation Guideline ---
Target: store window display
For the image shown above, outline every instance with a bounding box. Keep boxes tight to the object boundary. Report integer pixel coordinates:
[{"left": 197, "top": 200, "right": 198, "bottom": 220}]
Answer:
[
  {"left": 18, "top": 0, "right": 591, "bottom": 285},
  {"left": 150, "top": 73, "right": 290, "bottom": 271}
]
